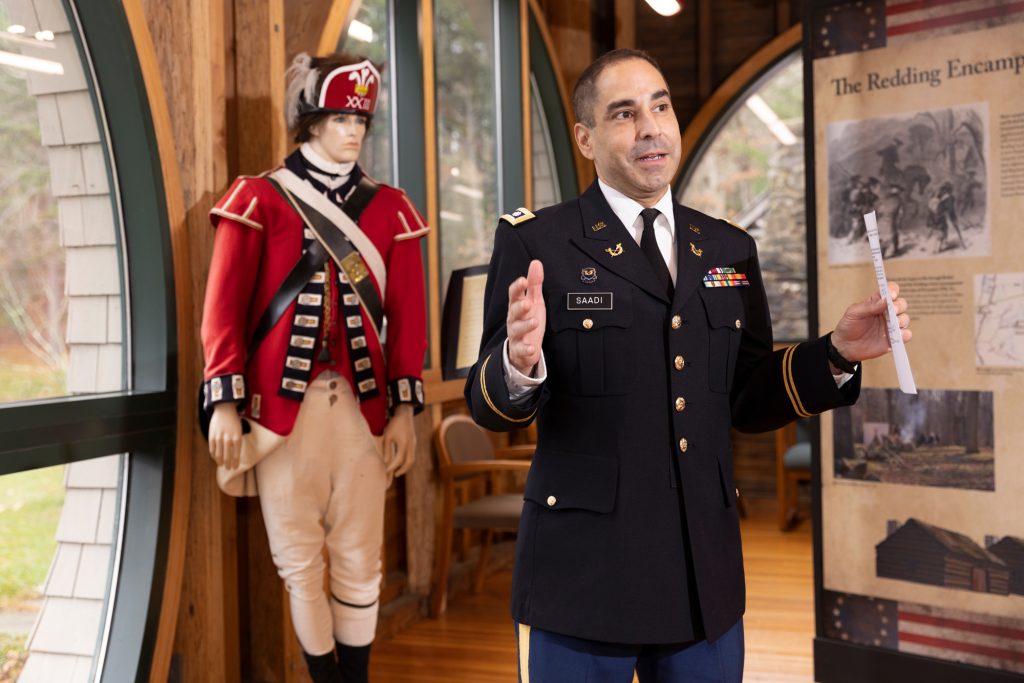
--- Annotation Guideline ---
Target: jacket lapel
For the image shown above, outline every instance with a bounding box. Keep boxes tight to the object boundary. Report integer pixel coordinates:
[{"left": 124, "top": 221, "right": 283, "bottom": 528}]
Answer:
[
  {"left": 673, "top": 203, "right": 718, "bottom": 308},
  {"left": 569, "top": 181, "right": 672, "bottom": 304}
]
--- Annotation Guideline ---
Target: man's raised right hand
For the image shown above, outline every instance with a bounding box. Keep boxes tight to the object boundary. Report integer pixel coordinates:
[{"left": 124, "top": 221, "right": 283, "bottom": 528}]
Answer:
[{"left": 506, "top": 259, "right": 546, "bottom": 376}]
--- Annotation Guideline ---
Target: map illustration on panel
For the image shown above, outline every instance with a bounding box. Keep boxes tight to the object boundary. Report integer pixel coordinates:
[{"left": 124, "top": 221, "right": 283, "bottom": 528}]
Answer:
[
  {"left": 975, "top": 273, "right": 1024, "bottom": 367},
  {"left": 832, "top": 388, "right": 994, "bottom": 490},
  {"left": 826, "top": 102, "right": 990, "bottom": 264}
]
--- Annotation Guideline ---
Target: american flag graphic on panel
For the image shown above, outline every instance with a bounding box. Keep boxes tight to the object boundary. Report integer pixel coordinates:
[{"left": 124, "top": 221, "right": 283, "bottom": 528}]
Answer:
[
  {"left": 898, "top": 603, "right": 1024, "bottom": 674},
  {"left": 823, "top": 591, "right": 1024, "bottom": 674},
  {"left": 813, "top": 0, "right": 1024, "bottom": 59}
]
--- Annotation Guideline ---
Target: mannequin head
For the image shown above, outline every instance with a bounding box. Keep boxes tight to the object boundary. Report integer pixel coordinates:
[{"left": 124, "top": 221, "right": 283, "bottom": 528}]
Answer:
[
  {"left": 305, "top": 113, "right": 368, "bottom": 165},
  {"left": 285, "top": 52, "right": 382, "bottom": 164}
]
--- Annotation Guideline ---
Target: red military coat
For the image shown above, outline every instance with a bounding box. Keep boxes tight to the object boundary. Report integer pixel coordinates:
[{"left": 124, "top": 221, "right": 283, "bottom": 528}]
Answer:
[{"left": 201, "top": 166, "right": 429, "bottom": 437}]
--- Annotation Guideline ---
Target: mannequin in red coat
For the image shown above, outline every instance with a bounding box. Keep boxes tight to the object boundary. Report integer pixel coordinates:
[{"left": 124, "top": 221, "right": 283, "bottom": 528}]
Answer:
[{"left": 201, "top": 53, "right": 428, "bottom": 683}]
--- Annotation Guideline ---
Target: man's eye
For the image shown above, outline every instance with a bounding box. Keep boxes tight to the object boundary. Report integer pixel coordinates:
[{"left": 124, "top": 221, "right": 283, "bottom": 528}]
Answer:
[
  {"left": 614, "top": 110, "right": 633, "bottom": 120},
  {"left": 654, "top": 103, "right": 669, "bottom": 112}
]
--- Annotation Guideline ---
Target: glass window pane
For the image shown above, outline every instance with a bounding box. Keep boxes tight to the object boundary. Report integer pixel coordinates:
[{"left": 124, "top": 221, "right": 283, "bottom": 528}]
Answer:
[
  {"left": 0, "top": 0, "right": 127, "bottom": 403},
  {"left": 435, "top": 0, "right": 499, "bottom": 297},
  {"left": 678, "top": 53, "right": 807, "bottom": 341},
  {"left": 0, "top": 455, "right": 123, "bottom": 679},
  {"left": 337, "top": 0, "right": 393, "bottom": 184},
  {"left": 530, "top": 73, "right": 561, "bottom": 210}
]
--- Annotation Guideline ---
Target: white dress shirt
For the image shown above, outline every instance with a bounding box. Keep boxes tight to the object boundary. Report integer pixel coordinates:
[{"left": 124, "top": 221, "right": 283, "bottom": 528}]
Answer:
[{"left": 502, "top": 182, "right": 851, "bottom": 397}]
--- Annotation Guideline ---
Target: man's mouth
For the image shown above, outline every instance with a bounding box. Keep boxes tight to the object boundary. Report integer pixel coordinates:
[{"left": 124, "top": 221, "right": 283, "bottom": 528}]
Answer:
[{"left": 636, "top": 153, "right": 667, "bottom": 162}]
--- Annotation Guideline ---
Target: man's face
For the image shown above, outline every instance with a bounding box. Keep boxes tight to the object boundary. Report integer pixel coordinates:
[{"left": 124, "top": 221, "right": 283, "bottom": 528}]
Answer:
[
  {"left": 309, "top": 113, "right": 367, "bottom": 164},
  {"left": 574, "top": 58, "right": 681, "bottom": 206}
]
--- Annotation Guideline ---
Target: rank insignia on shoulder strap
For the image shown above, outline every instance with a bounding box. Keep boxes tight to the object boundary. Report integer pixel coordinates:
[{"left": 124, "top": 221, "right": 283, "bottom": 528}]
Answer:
[{"left": 500, "top": 207, "right": 536, "bottom": 226}]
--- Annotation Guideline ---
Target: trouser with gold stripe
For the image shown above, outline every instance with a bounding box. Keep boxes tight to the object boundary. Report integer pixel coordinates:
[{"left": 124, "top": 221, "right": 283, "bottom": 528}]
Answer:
[
  {"left": 256, "top": 372, "right": 386, "bottom": 655},
  {"left": 515, "top": 619, "right": 744, "bottom": 683}
]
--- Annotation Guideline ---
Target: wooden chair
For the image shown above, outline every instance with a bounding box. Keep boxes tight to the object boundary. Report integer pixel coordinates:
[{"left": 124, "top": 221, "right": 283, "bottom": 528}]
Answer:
[
  {"left": 431, "top": 415, "right": 534, "bottom": 616},
  {"left": 776, "top": 419, "right": 811, "bottom": 531}
]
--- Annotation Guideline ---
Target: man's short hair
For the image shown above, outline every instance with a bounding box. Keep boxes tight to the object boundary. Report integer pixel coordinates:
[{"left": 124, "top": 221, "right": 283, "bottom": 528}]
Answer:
[{"left": 572, "top": 49, "right": 664, "bottom": 127}]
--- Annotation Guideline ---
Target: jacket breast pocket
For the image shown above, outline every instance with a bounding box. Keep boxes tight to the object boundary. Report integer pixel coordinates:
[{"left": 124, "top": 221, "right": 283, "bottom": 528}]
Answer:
[
  {"left": 701, "top": 290, "right": 743, "bottom": 394},
  {"left": 524, "top": 450, "right": 618, "bottom": 514},
  {"left": 548, "top": 291, "right": 633, "bottom": 396}
]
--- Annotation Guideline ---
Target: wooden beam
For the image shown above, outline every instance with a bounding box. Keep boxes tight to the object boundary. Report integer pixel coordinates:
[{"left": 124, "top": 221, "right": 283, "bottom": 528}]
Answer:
[
  {"left": 139, "top": 0, "right": 239, "bottom": 678},
  {"left": 614, "top": 0, "right": 635, "bottom": 49},
  {"left": 235, "top": 0, "right": 287, "bottom": 174},
  {"left": 777, "top": 0, "right": 792, "bottom": 35},
  {"left": 317, "top": 0, "right": 352, "bottom": 56},
  {"left": 121, "top": 3, "right": 194, "bottom": 682},
  {"left": 285, "top": 0, "right": 338, "bottom": 61},
  {"left": 697, "top": 0, "right": 712, "bottom": 100}
]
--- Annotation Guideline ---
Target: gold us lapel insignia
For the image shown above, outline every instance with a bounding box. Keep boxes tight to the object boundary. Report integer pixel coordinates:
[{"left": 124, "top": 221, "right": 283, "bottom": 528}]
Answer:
[
  {"left": 591, "top": 221, "right": 607, "bottom": 232},
  {"left": 605, "top": 242, "right": 624, "bottom": 257},
  {"left": 690, "top": 242, "right": 703, "bottom": 258},
  {"left": 689, "top": 223, "right": 701, "bottom": 234}
]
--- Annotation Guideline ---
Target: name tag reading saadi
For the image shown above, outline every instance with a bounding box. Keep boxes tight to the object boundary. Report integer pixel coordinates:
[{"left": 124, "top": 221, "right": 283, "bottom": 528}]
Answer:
[{"left": 567, "top": 292, "right": 613, "bottom": 310}]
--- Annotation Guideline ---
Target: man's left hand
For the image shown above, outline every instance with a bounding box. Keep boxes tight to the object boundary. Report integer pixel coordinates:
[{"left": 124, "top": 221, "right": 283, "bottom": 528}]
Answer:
[
  {"left": 831, "top": 282, "right": 911, "bottom": 371},
  {"left": 382, "top": 404, "right": 416, "bottom": 487}
]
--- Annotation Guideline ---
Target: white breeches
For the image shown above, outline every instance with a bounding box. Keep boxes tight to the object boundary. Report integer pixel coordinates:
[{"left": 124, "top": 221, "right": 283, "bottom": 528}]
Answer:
[{"left": 255, "top": 372, "right": 387, "bottom": 655}]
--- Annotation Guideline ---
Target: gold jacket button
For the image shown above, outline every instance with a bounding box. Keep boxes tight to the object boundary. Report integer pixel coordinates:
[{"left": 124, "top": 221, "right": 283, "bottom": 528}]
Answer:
[
  {"left": 546, "top": 495, "right": 557, "bottom": 507},
  {"left": 674, "top": 397, "right": 686, "bottom": 412},
  {"left": 678, "top": 438, "right": 688, "bottom": 453},
  {"left": 583, "top": 318, "right": 594, "bottom": 330},
  {"left": 735, "top": 319, "right": 741, "bottom": 329},
  {"left": 671, "top": 315, "right": 682, "bottom": 330},
  {"left": 674, "top": 355, "right": 685, "bottom": 371}
]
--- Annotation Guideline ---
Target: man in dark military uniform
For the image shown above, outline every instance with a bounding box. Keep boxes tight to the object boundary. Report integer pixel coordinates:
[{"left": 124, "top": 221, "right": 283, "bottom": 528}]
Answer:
[{"left": 464, "top": 50, "right": 912, "bottom": 682}]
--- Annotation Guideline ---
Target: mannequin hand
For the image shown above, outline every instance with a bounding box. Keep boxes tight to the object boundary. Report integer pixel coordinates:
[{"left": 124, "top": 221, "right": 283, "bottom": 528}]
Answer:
[
  {"left": 831, "top": 282, "right": 911, "bottom": 371},
  {"left": 507, "top": 259, "right": 546, "bottom": 376},
  {"left": 209, "top": 402, "right": 243, "bottom": 470},
  {"left": 383, "top": 405, "right": 416, "bottom": 486}
]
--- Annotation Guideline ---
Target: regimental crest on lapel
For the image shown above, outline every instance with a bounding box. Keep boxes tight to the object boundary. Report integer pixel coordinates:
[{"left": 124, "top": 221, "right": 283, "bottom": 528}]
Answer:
[
  {"left": 690, "top": 242, "right": 703, "bottom": 258},
  {"left": 605, "top": 242, "right": 624, "bottom": 257},
  {"left": 580, "top": 267, "right": 597, "bottom": 284}
]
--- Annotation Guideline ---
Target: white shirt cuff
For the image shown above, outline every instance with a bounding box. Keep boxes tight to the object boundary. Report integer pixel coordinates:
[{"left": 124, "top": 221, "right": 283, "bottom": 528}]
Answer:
[
  {"left": 503, "top": 338, "right": 547, "bottom": 401},
  {"left": 833, "top": 369, "right": 856, "bottom": 388}
]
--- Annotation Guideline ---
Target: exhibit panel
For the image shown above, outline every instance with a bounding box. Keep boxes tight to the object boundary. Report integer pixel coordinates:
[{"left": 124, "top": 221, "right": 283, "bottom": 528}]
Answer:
[{"left": 807, "top": 1, "right": 1024, "bottom": 680}]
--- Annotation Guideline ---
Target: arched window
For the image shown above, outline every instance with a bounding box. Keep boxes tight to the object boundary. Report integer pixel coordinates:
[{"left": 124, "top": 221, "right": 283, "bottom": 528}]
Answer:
[
  {"left": 675, "top": 34, "right": 807, "bottom": 342},
  {"left": 0, "top": 1, "right": 178, "bottom": 679}
]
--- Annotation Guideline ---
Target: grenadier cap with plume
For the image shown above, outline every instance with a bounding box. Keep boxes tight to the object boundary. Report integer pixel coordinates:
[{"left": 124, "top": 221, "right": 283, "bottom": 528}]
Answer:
[{"left": 285, "top": 53, "right": 381, "bottom": 130}]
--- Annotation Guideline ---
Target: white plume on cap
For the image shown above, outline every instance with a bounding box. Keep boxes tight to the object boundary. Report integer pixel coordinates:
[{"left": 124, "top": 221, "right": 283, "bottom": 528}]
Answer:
[{"left": 285, "top": 52, "right": 320, "bottom": 129}]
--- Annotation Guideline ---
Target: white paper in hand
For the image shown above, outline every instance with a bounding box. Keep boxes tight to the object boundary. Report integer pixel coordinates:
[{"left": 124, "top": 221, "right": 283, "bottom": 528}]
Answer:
[{"left": 863, "top": 211, "right": 916, "bottom": 394}]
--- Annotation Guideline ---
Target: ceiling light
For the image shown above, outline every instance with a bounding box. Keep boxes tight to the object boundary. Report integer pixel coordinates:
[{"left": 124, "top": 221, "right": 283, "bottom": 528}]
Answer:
[
  {"left": 0, "top": 50, "right": 64, "bottom": 74},
  {"left": 34, "top": 30, "right": 54, "bottom": 41},
  {"left": 645, "top": 0, "right": 683, "bottom": 17},
  {"left": 348, "top": 20, "right": 374, "bottom": 43},
  {"left": 7, "top": 25, "right": 26, "bottom": 34},
  {"left": 744, "top": 94, "right": 797, "bottom": 146}
]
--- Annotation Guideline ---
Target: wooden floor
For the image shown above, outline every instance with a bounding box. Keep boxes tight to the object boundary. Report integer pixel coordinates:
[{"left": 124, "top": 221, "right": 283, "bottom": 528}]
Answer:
[{"left": 370, "top": 498, "right": 815, "bottom": 682}]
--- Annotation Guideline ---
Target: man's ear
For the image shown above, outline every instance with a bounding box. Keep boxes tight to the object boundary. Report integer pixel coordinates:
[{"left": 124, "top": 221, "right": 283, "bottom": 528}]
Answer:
[{"left": 574, "top": 122, "right": 595, "bottom": 161}]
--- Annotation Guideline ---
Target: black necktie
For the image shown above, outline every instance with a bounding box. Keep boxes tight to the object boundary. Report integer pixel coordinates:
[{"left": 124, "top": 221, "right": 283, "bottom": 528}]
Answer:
[{"left": 639, "top": 208, "right": 673, "bottom": 298}]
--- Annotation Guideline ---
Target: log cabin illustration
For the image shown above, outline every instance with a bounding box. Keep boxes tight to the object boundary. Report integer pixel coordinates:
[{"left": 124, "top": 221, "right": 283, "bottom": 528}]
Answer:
[
  {"left": 987, "top": 536, "right": 1024, "bottom": 596},
  {"left": 876, "top": 519, "right": 1010, "bottom": 595}
]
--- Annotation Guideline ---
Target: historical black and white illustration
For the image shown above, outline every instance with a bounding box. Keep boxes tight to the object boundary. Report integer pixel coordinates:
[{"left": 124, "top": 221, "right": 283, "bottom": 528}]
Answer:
[
  {"left": 827, "top": 103, "right": 990, "bottom": 264},
  {"left": 832, "top": 388, "right": 994, "bottom": 490}
]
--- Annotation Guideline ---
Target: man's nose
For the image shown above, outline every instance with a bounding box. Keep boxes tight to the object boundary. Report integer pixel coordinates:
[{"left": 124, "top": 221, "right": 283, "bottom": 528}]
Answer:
[{"left": 635, "top": 109, "right": 659, "bottom": 139}]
